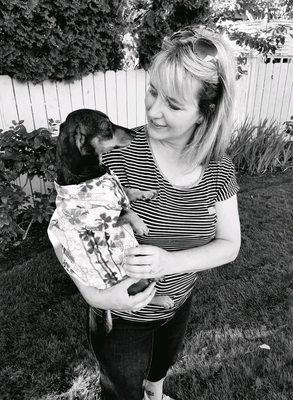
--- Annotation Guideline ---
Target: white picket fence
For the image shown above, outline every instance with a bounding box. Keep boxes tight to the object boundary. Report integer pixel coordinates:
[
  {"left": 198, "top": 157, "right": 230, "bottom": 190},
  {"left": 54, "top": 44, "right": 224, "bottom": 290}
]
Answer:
[
  {"left": 0, "top": 70, "right": 149, "bottom": 132},
  {"left": 0, "top": 55, "right": 292, "bottom": 197},
  {"left": 1, "top": 56, "right": 293, "bottom": 132}
]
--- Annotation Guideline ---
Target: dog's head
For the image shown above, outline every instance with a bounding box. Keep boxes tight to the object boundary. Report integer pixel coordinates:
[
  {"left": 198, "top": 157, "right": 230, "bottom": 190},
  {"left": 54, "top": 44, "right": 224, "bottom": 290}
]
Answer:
[{"left": 56, "top": 108, "right": 135, "bottom": 184}]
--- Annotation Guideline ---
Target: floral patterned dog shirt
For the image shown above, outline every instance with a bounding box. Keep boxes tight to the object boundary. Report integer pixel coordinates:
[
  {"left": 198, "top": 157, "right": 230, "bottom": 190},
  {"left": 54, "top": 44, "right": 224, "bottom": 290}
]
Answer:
[{"left": 48, "top": 171, "right": 138, "bottom": 288}]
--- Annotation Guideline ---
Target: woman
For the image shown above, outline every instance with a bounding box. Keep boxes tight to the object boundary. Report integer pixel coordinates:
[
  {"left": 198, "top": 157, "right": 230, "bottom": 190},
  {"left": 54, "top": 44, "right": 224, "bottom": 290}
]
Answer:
[{"left": 51, "top": 26, "right": 241, "bottom": 400}]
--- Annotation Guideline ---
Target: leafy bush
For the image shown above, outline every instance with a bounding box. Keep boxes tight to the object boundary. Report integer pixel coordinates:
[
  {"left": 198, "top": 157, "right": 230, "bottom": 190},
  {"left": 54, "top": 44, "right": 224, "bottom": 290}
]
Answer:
[
  {"left": 126, "top": 1, "right": 291, "bottom": 76},
  {"left": 228, "top": 118, "right": 293, "bottom": 175},
  {"left": 0, "top": 122, "right": 57, "bottom": 256},
  {"left": 0, "top": 0, "right": 127, "bottom": 83},
  {"left": 127, "top": 0, "right": 210, "bottom": 69}
]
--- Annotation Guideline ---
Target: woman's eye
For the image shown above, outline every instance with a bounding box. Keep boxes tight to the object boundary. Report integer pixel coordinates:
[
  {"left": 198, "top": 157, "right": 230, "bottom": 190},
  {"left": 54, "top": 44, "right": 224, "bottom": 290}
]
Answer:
[
  {"left": 167, "top": 100, "right": 181, "bottom": 111},
  {"left": 149, "top": 88, "right": 157, "bottom": 97}
]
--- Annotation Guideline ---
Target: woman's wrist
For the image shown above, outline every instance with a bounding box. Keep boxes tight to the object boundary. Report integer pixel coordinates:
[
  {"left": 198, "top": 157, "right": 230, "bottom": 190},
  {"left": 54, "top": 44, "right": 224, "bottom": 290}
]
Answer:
[
  {"left": 163, "top": 250, "right": 179, "bottom": 275},
  {"left": 71, "top": 276, "right": 110, "bottom": 309}
]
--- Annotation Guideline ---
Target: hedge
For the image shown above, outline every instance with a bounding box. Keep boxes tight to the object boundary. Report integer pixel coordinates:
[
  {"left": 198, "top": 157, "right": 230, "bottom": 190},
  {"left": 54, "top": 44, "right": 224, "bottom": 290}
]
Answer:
[
  {"left": 129, "top": 0, "right": 210, "bottom": 69},
  {"left": 0, "top": 0, "right": 127, "bottom": 83}
]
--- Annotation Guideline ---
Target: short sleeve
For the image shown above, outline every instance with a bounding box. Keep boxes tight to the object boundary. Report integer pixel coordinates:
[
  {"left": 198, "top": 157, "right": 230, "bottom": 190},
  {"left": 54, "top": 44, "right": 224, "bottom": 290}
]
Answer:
[
  {"left": 102, "top": 149, "right": 128, "bottom": 186},
  {"left": 216, "top": 155, "right": 239, "bottom": 202}
]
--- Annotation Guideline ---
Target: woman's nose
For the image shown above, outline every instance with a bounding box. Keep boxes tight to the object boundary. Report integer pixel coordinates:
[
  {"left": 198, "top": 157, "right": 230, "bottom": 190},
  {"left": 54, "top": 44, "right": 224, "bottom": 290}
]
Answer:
[{"left": 146, "top": 94, "right": 164, "bottom": 119}]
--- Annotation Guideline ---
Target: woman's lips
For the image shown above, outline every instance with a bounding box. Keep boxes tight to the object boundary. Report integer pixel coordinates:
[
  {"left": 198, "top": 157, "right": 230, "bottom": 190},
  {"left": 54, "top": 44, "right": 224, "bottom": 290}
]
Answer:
[{"left": 149, "top": 119, "right": 167, "bottom": 128}]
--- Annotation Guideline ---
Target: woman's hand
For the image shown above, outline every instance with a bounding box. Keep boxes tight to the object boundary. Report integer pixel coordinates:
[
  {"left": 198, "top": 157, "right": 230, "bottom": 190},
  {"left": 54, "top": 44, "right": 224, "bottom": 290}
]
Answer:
[
  {"left": 105, "top": 277, "right": 157, "bottom": 312},
  {"left": 124, "top": 245, "right": 173, "bottom": 279},
  {"left": 72, "top": 275, "right": 157, "bottom": 312}
]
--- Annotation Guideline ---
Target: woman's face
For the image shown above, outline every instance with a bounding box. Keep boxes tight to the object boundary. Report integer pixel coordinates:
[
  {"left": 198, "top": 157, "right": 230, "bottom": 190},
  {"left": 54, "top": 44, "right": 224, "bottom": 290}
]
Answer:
[{"left": 145, "top": 81, "right": 202, "bottom": 148}]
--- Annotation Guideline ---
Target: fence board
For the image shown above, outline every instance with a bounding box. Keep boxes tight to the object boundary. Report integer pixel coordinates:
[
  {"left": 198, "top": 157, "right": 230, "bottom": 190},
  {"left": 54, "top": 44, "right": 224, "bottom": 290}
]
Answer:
[
  {"left": 56, "top": 81, "right": 72, "bottom": 123},
  {"left": 268, "top": 60, "right": 282, "bottom": 122},
  {"left": 286, "top": 75, "right": 293, "bottom": 120},
  {"left": 234, "top": 72, "right": 249, "bottom": 125},
  {"left": 0, "top": 76, "right": 19, "bottom": 128},
  {"left": 105, "top": 71, "right": 117, "bottom": 123},
  {"left": 0, "top": 105, "right": 5, "bottom": 130},
  {"left": 28, "top": 82, "right": 48, "bottom": 128},
  {"left": 136, "top": 70, "right": 146, "bottom": 127},
  {"left": 126, "top": 70, "right": 137, "bottom": 128},
  {"left": 116, "top": 70, "right": 128, "bottom": 127},
  {"left": 245, "top": 58, "right": 259, "bottom": 118},
  {"left": 82, "top": 74, "right": 96, "bottom": 109},
  {"left": 259, "top": 60, "right": 274, "bottom": 121},
  {"left": 254, "top": 59, "right": 267, "bottom": 123},
  {"left": 281, "top": 60, "right": 293, "bottom": 121},
  {"left": 275, "top": 60, "right": 291, "bottom": 122},
  {"left": 69, "top": 80, "right": 84, "bottom": 110},
  {"left": 94, "top": 72, "right": 107, "bottom": 113},
  {"left": 145, "top": 72, "right": 150, "bottom": 124},
  {"left": 43, "top": 81, "right": 61, "bottom": 122},
  {"left": 13, "top": 80, "right": 35, "bottom": 131}
]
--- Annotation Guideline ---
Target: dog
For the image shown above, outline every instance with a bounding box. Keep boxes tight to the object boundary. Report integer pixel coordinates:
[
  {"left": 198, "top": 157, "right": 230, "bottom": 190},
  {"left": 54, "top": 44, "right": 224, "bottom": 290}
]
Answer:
[{"left": 48, "top": 109, "right": 174, "bottom": 330}]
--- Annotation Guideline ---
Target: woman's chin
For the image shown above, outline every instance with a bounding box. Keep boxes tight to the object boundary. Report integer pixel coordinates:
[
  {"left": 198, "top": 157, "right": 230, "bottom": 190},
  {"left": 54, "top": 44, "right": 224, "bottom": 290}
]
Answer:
[{"left": 147, "top": 123, "right": 168, "bottom": 139}]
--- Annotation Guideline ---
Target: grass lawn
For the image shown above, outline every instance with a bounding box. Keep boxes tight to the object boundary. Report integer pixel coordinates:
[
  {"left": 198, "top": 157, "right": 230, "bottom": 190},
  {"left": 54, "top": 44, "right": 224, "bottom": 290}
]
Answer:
[{"left": 0, "top": 171, "right": 292, "bottom": 400}]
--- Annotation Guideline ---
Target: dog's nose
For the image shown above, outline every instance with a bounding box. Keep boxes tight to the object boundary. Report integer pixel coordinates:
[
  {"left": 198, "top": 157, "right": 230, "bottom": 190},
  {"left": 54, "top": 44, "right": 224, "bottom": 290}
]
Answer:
[{"left": 112, "top": 126, "right": 135, "bottom": 147}]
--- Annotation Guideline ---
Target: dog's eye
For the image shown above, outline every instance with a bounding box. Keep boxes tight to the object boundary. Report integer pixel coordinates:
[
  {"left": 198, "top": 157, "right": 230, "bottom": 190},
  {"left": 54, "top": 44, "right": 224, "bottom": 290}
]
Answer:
[
  {"left": 99, "top": 120, "right": 112, "bottom": 137},
  {"left": 100, "top": 120, "right": 110, "bottom": 130}
]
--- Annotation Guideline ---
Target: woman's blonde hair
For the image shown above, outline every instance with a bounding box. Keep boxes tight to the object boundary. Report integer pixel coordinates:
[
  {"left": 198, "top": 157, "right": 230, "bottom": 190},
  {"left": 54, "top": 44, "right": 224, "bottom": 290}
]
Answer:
[{"left": 149, "top": 26, "right": 236, "bottom": 167}]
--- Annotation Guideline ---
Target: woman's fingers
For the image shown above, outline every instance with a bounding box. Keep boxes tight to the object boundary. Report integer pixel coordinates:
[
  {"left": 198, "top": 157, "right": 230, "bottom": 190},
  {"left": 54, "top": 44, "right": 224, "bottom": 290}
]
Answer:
[
  {"left": 129, "top": 281, "right": 156, "bottom": 306},
  {"left": 125, "top": 255, "right": 153, "bottom": 266},
  {"left": 124, "top": 262, "right": 155, "bottom": 278},
  {"left": 125, "top": 245, "right": 154, "bottom": 256},
  {"left": 126, "top": 271, "right": 155, "bottom": 279}
]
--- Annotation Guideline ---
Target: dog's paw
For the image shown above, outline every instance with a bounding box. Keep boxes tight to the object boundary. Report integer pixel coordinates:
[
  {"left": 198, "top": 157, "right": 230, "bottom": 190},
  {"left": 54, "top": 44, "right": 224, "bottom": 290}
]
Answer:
[
  {"left": 125, "top": 188, "right": 158, "bottom": 202},
  {"left": 162, "top": 297, "right": 175, "bottom": 310},
  {"left": 141, "top": 190, "right": 158, "bottom": 201},
  {"left": 133, "top": 223, "right": 149, "bottom": 236},
  {"left": 150, "top": 295, "right": 175, "bottom": 309}
]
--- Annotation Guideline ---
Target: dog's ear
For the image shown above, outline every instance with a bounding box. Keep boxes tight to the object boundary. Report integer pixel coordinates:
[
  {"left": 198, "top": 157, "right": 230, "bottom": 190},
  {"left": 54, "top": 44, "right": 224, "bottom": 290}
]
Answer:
[
  {"left": 56, "top": 119, "right": 83, "bottom": 176},
  {"left": 75, "top": 125, "right": 87, "bottom": 154}
]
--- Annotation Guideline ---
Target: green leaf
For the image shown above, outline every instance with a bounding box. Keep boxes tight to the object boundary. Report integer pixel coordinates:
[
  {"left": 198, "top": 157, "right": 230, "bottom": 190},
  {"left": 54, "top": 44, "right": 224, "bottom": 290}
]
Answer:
[{"left": 34, "top": 137, "right": 41, "bottom": 148}]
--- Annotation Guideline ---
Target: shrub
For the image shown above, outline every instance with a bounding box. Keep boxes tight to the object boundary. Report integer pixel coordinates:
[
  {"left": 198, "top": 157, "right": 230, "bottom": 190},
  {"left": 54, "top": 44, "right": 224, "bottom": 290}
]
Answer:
[
  {"left": 0, "top": 121, "right": 57, "bottom": 256},
  {"left": 228, "top": 118, "right": 293, "bottom": 175},
  {"left": 0, "top": 0, "right": 127, "bottom": 83},
  {"left": 127, "top": 0, "right": 210, "bottom": 69}
]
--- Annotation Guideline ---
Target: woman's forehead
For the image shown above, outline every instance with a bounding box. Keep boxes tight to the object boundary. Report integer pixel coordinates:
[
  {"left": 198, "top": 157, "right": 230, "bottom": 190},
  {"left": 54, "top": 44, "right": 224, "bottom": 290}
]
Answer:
[{"left": 150, "top": 63, "right": 201, "bottom": 105}]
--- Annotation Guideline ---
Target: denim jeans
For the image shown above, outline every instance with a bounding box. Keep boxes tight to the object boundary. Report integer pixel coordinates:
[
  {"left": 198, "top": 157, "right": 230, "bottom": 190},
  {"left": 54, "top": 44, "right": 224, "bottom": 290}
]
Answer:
[{"left": 87, "top": 295, "right": 193, "bottom": 400}]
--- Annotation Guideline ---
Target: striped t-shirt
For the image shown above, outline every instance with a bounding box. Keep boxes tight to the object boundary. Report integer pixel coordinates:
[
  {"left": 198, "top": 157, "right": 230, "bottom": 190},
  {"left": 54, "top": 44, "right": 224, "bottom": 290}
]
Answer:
[{"left": 101, "top": 126, "right": 239, "bottom": 322}]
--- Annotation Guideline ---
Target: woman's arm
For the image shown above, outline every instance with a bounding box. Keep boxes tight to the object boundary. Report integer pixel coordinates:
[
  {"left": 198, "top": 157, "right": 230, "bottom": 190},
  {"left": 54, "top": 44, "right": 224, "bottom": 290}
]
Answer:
[
  {"left": 124, "top": 194, "right": 241, "bottom": 277},
  {"left": 71, "top": 275, "right": 156, "bottom": 311},
  {"left": 48, "top": 229, "right": 157, "bottom": 311}
]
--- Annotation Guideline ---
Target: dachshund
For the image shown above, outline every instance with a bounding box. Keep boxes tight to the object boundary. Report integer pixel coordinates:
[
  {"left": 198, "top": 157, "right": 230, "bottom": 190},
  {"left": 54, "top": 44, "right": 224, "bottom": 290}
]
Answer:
[{"left": 48, "top": 109, "right": 174, "bottom": 330}]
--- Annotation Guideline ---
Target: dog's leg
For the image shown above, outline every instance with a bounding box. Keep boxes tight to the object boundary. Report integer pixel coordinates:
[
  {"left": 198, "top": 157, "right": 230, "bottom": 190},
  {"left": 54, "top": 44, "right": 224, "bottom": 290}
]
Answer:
[
  {"left": 123, "top": 188, "right": 157, "bottom": 202},
  {"left": 149, "top": 295, "right": 175, "bottom": 309},
  {"left": 116, "top": 209, "right": 149, "bottom": 236}
]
